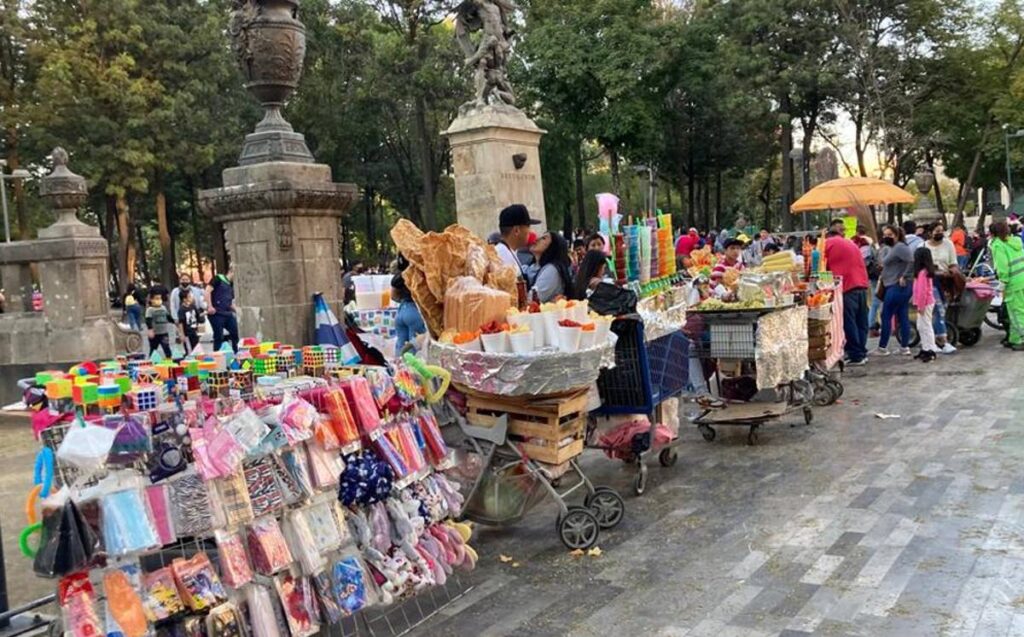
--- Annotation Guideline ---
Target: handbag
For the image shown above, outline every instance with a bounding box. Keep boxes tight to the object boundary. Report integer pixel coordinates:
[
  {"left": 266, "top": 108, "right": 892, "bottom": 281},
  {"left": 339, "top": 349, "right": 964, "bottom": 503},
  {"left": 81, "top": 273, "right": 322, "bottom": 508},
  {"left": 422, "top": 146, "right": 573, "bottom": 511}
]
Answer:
[
  {"left": 875, "top": 280, "right": 886, "bottom": 302},
  {"left": 588, "top": 282, "right": 638, "bottom": 316}
]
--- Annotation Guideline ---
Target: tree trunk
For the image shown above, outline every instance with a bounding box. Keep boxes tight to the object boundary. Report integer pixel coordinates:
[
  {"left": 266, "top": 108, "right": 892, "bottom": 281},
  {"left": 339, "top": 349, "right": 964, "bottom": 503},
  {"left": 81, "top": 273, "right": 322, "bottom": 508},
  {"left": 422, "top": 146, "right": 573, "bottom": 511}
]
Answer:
[
  {"left": 365, "top": 185, "right": 375, "bottom": 255},
  {"left": 854, "top": 109, "right": 868, "bottom": 177},
  {"left": 956, "top": 119, "right": 993, "bottom": 220},
  {"left": 927, "top": 154, "right": 948, "bottom": 225},
  {"left": 115, "top": 194, "right": 135, "bottom": 291},
  {"left": 105, "top": 195, "right": 121, "bottom": 294},
  {"left": 135, "top": 222, "right": 150, "bottom": 284},
  {"left": 715, "top": 170, "right": 722, "bottom": 229},
  {"left": 686, "top": 158, "right": 696, "bottom": 229},
  {"left": 188, "top": 176, "right": 202, "bottom": 278},
  {"left": 155, "top": 173, "right": 174, "bottom": 285},
  {"left": 413, "top": 96, "right": 436, "bottom": 230},
  {"left": 762, "top": 164, "right": 774, "bottom": 230},
  {"left": 6, "top": 149, "right": 29, "bottom": 239},
  {"left": 780, "top": 93, "right": 795, "bottom": 231},
  {"left": 702, "top": 177, "right": 711, "bottom": 232},
  {"left": 609, "top": 148, "right": 621, "bottom": 195},
  {"left": 574, "top": 142, "right": 586, "bottom": 229}
]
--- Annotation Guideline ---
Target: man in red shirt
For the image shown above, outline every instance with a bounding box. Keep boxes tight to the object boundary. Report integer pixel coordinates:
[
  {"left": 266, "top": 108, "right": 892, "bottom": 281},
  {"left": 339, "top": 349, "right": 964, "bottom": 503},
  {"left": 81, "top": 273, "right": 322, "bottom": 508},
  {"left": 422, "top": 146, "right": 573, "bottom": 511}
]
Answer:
[
  {"left": 675, "top": 228, "right": 700, "bottom": 268},
  {"left": 825, "top": 229, "right": 871, "bottom": 365}
]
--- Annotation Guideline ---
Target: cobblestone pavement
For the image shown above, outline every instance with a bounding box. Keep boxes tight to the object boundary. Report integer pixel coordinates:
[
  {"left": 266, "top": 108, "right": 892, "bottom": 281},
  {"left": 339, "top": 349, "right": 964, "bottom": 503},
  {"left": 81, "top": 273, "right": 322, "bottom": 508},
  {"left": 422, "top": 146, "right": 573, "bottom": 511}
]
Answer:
[{"left": 414, "top": 330, "right": 1024, "bottom": 637}]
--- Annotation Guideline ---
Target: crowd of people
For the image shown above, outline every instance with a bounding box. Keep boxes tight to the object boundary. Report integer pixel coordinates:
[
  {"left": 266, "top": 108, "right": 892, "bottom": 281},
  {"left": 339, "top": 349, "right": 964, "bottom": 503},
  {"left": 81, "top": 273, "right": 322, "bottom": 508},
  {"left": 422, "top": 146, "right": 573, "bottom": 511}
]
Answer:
[{"left": 123, "top": 269, "right": 240, "bottom": 356}]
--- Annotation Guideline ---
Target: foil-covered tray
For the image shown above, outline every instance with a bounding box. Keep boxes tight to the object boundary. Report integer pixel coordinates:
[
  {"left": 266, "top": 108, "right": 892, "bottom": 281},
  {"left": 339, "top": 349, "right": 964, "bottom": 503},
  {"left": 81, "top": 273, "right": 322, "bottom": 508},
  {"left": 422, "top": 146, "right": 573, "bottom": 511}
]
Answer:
[{"left": 423, "top": 337, "right": 617, "bottom": 397}]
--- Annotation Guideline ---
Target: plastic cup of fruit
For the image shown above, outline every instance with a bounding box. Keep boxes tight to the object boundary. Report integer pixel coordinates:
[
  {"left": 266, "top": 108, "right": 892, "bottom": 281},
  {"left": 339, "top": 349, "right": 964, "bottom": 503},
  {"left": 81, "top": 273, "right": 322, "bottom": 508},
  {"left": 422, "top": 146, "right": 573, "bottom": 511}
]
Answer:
[
  {"left": 480, "top": 331, "right": 509, "bottom": 354},
  {"left": 509, "top": 331, "right": 533, "bottom": 355}
]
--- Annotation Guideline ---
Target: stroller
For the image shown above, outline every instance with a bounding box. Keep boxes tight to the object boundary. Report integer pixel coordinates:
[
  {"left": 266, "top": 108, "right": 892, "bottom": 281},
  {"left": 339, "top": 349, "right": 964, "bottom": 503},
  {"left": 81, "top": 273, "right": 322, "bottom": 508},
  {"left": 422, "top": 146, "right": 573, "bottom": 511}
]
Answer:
[{"left": 945, "top": 281, "right": 998, "bottom": 347}]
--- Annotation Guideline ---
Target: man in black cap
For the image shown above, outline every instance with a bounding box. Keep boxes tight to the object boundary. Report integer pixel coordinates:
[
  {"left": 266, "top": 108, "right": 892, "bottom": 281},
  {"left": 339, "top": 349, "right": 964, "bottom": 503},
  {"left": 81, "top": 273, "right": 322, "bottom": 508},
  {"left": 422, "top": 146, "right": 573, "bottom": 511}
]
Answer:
[{"left": 496, "top": 204, "right": 541, "bottom": 270}]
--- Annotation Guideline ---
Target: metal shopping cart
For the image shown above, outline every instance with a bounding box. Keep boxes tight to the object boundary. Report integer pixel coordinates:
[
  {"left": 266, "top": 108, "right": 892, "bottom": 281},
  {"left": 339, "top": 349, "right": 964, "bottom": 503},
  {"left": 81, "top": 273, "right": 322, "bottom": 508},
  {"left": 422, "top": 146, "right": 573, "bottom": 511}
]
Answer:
[
  {"left": 685, "top": 306, "right": 813, "bottom": 445},
  {"left": 592, "top": 316, "right": 686, "bottom": 495}
]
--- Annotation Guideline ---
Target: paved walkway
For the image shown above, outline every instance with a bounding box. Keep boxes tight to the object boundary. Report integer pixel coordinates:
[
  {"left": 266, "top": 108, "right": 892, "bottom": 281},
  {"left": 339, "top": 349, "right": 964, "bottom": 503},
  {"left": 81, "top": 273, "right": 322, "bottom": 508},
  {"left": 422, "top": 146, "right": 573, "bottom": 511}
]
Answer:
[{"left": 416, "top": 330, "right": 1024, "bottom": 637}]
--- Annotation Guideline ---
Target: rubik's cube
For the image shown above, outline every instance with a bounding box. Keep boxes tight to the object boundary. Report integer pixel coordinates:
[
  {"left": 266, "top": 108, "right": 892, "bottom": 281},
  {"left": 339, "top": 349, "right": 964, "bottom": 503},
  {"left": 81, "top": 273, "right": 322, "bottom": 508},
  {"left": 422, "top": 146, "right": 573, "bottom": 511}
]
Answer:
[
  {"left": 275, "top": 353, "right": 294, "bottom": 377},
  {"left": 45, "top": 377, "right": 73, "bottom": 400},
  {"left": 259, "top": 341, "right": 280, "bottom": 355},
  {"left": 183, "top": 360, "right": 200, "bottom": 377},
  {"left": 127, "top": 360, "right": 146, "bottom": 381},
  {"left": 137, "top": 367, "right": 158, "bottom": 385},
  {"left": 97, "top": 383, "right": 121, "bottom": 410},
  {"left": 208, "top": 370, "right": 230, "bottom": 396},
  {"left": 155, "top": 362, "right": 177, "bottom": 381},
  {"left": 323, "top": 346, "right": 339, "bottom": 366},
  {"left": 127, "top": 385, "right": 160, "bottom": 411},
  {"left": 231, "top": 369, "right": 254, "bottom": 397},
  {"left": 252, "top": 355, "right": 277, "bottom": 377},
  {"left": 72, "top": 382, "right": 99, "bottom": 407}
]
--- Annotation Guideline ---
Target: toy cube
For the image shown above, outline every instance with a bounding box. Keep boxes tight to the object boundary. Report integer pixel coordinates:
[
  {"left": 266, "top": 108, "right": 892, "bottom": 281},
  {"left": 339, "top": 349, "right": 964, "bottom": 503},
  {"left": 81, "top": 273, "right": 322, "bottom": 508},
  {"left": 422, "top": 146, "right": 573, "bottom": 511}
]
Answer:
[
  {"left": 137, "top": 367, "right": 158, "bottom": 385},
  {"left": 252, "top": 355, "right": 276, "bottom": 376},
  {"left": 35, "top": 371, "right": 58, "bottom": 386},
  {"left": 128, "top": 386, "right": 159, "bottom": 411},
  {"left": 183, "top": 360, "right": 200, "bottom": 377},
  {"left": 231, "top": 369, "right": 254, "bottom": 392},
  {"left": 155, "top": 362, "right": 176, "bottom": 380},
  {"left": 303, "top": 346, "right": 325, "bottom": 368},
  {"left": 323, "top": 346, "right": 339, "bottom": 365},
  {"left": 275, "top": 353, "right": 294, "bottom": 377},
  {"left": 45, "top": 378, "right": 73, "bottom": 400},
  {"left": 97, "top": 384, "right": 121, "bottom": 410},
  {"left": 72, "top": 382, "right": 99, "bottom": 406}
]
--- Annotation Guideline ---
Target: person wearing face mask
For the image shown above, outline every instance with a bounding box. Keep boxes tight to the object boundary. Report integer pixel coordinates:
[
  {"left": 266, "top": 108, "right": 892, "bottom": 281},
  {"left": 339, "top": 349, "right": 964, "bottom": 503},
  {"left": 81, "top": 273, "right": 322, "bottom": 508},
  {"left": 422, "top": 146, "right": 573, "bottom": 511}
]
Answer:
[
  {"left": 873, "top": 224, "right": 915, "bottom": 356},
  {"left": 925, "top": 222, "right": 959, "bottom": 354},
  {"left": 990, "top": 220, "right": 1024, "bottom": 350},
  {"left": 170, "top": 273, "right": 207, "bottom": 342}
]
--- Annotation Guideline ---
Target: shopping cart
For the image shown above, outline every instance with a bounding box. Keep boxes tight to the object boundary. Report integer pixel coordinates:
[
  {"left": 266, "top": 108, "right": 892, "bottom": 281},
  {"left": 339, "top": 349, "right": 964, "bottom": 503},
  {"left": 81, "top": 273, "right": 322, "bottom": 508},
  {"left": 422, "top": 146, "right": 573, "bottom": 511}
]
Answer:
[
  {"left": 447, "top": 410, "right": 625, "bottom": 551},
  {"left": 592, "top": 317, "right": 685, "bottom": 495},
  {"left": 685, "top": 308, "right": 813, "bottom": 445}
]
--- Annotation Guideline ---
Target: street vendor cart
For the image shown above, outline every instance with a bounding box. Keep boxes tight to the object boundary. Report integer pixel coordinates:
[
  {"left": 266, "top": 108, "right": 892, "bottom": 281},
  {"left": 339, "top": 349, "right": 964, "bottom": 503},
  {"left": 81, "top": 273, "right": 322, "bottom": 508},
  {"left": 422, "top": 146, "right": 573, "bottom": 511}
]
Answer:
[{"left": 685, "top": 305, "right": 813, "bottom": 445}]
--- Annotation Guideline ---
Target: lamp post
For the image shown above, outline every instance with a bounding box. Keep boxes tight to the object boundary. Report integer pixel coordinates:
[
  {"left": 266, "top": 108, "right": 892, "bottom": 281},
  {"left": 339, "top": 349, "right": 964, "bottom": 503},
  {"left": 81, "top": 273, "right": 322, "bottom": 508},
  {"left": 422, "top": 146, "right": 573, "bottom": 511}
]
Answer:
[
  {"left": 789, "top": 148, "right": 811, "bottom": 230},
  {"left": 0, "top": 160, "right": 31, "bottom": 243},
  {"left": 1003, "top": 125, "right": 1024, "bottom": 214}
]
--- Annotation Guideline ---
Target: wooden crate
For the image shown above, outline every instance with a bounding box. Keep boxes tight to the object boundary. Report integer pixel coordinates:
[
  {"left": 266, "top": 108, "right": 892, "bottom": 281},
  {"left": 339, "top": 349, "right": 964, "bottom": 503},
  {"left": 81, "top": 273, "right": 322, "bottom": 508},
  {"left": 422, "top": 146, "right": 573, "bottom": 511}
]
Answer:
[{"left": 463, "top": 388, "right": 588, "bottom": 464}]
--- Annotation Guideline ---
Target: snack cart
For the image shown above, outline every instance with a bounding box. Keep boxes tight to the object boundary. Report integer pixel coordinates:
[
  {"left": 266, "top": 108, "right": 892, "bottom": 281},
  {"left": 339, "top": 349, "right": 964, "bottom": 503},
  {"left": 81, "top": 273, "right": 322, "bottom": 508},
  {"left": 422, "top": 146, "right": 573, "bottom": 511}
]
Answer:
[{"left": 685, "top": 305, "right": 813, "bottom": 445}]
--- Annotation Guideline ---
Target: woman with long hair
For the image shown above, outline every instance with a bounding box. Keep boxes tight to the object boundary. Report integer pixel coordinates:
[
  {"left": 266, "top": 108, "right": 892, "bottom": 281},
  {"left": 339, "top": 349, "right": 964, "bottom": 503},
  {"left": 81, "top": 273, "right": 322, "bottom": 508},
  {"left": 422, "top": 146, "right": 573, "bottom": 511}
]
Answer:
[
  {"left": 873, "top": 224, "right": 915, "bottom": 356},
  {"left": 572, "top": 250, "right": 608, "bottom": 300},
  {"left": 529, "top": 232, "right": 574, "bottom": 303},
  {"left": 912, "top": 247, "right": 938, "bottom": 362}
]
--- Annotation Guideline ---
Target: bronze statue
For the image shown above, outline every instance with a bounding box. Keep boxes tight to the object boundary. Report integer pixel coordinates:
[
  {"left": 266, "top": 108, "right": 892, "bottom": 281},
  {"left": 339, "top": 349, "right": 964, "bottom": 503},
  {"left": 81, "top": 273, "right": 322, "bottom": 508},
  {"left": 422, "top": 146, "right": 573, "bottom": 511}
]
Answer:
[{"left": 455, "top": 0, "right": 517, "bottom": 107}]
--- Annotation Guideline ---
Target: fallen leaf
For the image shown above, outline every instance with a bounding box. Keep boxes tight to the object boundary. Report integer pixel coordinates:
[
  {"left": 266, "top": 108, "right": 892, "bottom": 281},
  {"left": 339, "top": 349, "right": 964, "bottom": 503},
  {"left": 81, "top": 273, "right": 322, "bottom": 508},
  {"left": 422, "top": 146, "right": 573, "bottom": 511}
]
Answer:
[
  {"left": 498, "top": 554, "right": 513, "bottom": 563},
  {"left": 587, "top": 547, "right": 603, "bottom": 557},
  {"left": 569, "top": 549, "right": 585, "bottom": 557},
  {"left": 512, "top": 562, "right": 521, "bottom": 568}
]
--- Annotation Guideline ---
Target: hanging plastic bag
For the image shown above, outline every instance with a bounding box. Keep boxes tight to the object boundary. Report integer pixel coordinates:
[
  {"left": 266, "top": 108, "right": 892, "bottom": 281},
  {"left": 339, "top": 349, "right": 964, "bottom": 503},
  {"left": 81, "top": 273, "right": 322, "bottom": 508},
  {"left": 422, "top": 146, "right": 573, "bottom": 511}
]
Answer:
[
  {"left": 278, "top": 394, "right": 317, "bottom": 445},
  {"left": 245, "top": 584, "right": 282, "bottom": 637},
  {"left": 102, "top": 567, "right": 149, "bottom": 637},
  {"left": 282, "top": 508, "right": 326, "bottom": 575},
  {"left": 33, "top": 494, "right": 101, "bottom": 578},
  {"left": 274, "top": 571, "right": 320, "bottom": 637},
  {"left": 58, "top": 572, "right": 102, "bottom": 637},
  {"left": 100, "top": 488, "right": 160, "bottom": 556},
  {"left": 57, "top": 422, "right": 117, "bottom": 474},
  {"left": 142, "top": 566, "right": 185, "bottom": 622},
  {"left": 171, "top": 552, "right": 228, "bottom": 612},
  {"left": 224, "top": 407, "right": 268, "bottom": 455},
  {"left": 206, "top": 602, "right": 245, "bottom": 637},
  {"left": 214, "top": 529, "right": 254, "bottom": 588}
]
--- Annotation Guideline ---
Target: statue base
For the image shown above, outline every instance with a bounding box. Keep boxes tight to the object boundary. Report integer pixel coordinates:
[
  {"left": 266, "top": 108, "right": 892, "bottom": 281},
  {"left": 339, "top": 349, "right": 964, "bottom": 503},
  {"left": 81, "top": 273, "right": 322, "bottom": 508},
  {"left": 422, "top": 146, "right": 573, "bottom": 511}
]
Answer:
[
  {"left": 198, "top": 161, "right": 357, "bottom": 347},
  {"left": 445, "top": 103, "right": 547, "bottom": 240},
  {"left": 912, "top": 202, "right": 942, "bottom": 225}
]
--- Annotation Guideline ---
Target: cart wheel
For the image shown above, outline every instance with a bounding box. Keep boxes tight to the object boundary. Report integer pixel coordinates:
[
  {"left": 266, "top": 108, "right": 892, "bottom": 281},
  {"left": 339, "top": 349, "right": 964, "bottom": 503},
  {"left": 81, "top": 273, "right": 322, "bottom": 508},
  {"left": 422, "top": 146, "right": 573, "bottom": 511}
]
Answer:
[
  {"left": 959, "top": 328, "right": 981, "bottom": 347},
  {"left": 634, "top": 464, "right": 649, "bottom": 495},
  {"left": 658, "top": 448, "right": 678, "bottom": 467},
  {"left": 747, "top": 428, "right": 759, "bottom": 445},
  {"left": 699, "top": 424, "right": 716, "bottom": 442},
  {"left": 585, "top": 487, "right": 626, "bottom": 529},
  {"left": 826, "top": 378, "right": 844, "bottom": 400},
  {"left": 812, "top": 383, "right": 833, "bottom": 407},
  {"left": 558, "top": 506, "right": 600, "bottom": 550},
  {"left": 803, "top": 406, "right": 814, "bottom": 425}
]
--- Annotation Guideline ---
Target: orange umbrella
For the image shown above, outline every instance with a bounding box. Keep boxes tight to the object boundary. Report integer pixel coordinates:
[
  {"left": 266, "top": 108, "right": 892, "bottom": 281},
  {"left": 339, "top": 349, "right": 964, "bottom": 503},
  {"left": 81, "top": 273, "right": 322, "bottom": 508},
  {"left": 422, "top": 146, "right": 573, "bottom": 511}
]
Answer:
[{"left": 791, "top": 176, "right": 914, "bottom": 212}]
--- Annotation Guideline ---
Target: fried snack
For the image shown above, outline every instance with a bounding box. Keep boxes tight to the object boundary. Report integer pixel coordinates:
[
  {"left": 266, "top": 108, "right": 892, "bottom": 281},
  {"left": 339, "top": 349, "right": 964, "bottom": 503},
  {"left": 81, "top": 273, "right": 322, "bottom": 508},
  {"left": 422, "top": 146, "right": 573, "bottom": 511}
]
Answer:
[
  {"left": 390, "top": 219, "right": 425, "bottom": 267},
  {"left": 722, "top": 267, "right": 741, "bottom": 288},
  {"left": 403, "top": 267, "right": 443, "bottom": 337},
  {"left": 421, "top": 232, "right": 468, "bottom": 301}
]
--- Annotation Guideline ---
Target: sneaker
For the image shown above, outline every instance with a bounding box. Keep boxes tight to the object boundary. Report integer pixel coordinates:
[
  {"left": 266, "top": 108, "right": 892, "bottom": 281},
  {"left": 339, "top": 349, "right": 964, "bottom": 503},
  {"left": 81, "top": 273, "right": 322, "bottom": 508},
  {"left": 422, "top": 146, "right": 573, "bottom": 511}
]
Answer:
[
  {"left": 900, "top": 347, "right": 912, "bottom": 356},
  {"left": 846, "top": 358, "right": 867, "bottom": 367},
  {"left": 940, "top": 343, "right": 957, "bottom": 354},
  {"left": 921, "top": 351, "right": 937, "bottom": 363},
  {"left": 871, "top": 348, "right": 891, "bottom": 357}
]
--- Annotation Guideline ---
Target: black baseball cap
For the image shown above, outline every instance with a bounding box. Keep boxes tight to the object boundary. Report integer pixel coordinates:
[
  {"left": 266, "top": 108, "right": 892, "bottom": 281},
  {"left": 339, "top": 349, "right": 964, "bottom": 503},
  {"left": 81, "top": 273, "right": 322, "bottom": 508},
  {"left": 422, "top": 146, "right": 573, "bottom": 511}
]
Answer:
[{"left": 499, "top": 204, "right": 541, "bottom": 228}]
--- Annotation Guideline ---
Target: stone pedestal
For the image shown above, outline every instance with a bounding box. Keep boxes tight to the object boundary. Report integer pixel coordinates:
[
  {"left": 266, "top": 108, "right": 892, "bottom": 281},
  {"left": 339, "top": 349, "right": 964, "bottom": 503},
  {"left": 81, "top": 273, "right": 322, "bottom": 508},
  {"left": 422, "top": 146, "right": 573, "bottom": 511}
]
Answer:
[
  {"left": 912, "top": 200, "right": 942, "bottom": 225},
  {"left": 198, "top": 162, "right": 357, "bottom": 347},
  {"left": 445, "top": 104, "right": 547, "bottom": 240}
]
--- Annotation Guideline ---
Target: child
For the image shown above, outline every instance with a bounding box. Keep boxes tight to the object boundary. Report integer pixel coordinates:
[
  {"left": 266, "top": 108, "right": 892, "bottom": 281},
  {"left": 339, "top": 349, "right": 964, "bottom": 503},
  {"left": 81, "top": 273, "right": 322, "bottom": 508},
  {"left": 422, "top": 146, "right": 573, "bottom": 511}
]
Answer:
[
  {"left": 177, "top": 292, "right": 201, "bottom": 354},
  {"left": 145, "top": 293, "right": 173, "bottom": 358},
  {"left": 912, "top": 247, "right": 938, "bottom": 363}
]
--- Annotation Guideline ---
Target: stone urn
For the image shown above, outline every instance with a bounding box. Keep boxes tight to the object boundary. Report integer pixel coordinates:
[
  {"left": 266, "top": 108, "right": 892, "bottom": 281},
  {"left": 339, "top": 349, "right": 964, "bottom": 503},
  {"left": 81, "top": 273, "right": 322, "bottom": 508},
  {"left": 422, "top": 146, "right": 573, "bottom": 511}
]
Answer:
[
  {"left": 229, "top": 0, "right": 313, "bottom": 165},
  {"left": 914, "top": 167, "right": 935, "bottom": 195},
  {"left": 37, "top": 147, "right": 98, "bottom": 239}
]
